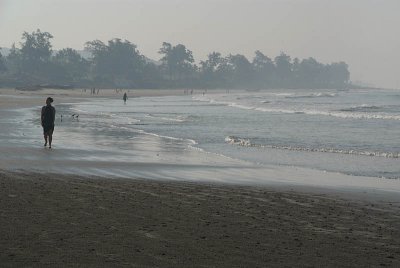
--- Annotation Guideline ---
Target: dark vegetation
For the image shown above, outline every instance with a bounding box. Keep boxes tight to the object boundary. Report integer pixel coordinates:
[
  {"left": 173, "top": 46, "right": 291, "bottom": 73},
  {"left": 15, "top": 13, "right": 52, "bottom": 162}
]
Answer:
[{"left": 0, "top": 29, "right": 350, "bottom": 89}]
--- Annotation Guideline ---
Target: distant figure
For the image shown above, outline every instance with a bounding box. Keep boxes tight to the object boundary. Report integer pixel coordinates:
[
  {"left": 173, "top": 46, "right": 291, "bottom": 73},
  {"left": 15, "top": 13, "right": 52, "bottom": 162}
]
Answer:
[
  {"left": 123, "top": 92, "right": 128, "bottom": 104},
  {"left": 41, "top": 97, "right": 56, "bottom": 148}
]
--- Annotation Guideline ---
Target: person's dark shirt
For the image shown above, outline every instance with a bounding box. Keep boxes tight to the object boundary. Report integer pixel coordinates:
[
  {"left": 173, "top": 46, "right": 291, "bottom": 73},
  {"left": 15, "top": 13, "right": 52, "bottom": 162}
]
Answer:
[{"left": 41, "top": 105, "right": 56, "bottom": 126}]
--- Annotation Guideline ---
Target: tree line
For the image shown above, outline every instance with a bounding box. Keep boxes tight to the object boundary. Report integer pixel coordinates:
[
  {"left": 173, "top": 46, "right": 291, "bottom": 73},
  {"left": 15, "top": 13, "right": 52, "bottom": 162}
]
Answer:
[{"left": 0, "top": 29, "right": 350, "bottom": 89}]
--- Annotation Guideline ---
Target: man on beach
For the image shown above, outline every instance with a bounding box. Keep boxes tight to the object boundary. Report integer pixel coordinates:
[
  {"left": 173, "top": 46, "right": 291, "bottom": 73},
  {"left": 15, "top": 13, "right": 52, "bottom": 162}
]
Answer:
[
  {"left": 41, "top": 97, "right": 56, "bottom": 148},
  {"left": 123, "top": 92, "right": 128, "bottom": 104}
]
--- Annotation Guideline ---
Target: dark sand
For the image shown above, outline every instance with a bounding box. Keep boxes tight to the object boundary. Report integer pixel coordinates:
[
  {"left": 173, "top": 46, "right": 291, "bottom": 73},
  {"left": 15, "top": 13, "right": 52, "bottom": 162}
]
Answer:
[{"left": 1, "top": 171, "right": 400, "bottom": 267}]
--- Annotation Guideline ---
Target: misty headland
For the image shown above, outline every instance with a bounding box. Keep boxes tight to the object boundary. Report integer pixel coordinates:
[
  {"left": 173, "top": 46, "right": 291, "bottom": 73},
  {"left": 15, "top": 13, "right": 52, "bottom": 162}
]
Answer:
[{"left": 0, "top": 29, "right": 350, "bottom": 90}]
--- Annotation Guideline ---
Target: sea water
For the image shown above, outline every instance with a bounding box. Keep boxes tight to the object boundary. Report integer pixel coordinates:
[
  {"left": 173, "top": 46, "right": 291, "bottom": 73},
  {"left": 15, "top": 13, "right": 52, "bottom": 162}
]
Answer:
[{"left": 5, "top": 88, "right": 400, "bottom": 182}]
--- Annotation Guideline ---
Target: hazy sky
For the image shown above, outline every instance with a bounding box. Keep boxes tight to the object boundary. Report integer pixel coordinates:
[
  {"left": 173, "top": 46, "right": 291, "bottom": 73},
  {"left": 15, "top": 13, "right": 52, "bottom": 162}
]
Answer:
[{"left": 1, "top": 0, "right": 399, "bottom": 88}]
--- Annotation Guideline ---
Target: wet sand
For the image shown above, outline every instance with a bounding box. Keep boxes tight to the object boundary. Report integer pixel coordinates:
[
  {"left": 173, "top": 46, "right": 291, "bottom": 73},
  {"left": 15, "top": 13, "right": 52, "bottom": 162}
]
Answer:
[
  {"left": 1, "top": 171, "right": 400, "bottom": 267},
  {"left": 0, "top": 88, "right": 206, "bottom": 109}
]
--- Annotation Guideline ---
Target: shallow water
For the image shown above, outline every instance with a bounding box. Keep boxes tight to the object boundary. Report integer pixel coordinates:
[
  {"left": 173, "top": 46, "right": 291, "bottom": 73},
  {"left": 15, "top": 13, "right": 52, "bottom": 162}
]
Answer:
[
  {"left": 1, "top": 89, "right": 399, "bottom": 191},
  {"left": 54, "top": 88, "right": 400, "bottom": 179}
]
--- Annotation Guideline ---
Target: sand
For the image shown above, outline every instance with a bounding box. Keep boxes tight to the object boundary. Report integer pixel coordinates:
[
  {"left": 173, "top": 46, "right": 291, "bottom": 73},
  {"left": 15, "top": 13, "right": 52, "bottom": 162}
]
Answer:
[
  {"left": 1, "top": 171, "right": 400, "bottom": 267},
  {"left": 0, "top": 88, "right": 206, "bottom": 109}
]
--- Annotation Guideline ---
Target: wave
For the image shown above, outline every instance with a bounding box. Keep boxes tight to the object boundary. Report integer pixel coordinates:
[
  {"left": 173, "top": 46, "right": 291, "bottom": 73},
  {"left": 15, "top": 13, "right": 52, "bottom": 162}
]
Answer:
[
  {"left": 139, "top": 130, "right": 197, "bottom": 145},
  {"left": 285, "top": 93, "right": 338, "bottom": 99},
  {"left": 109, "top": 114, "right": 140, "bottom": 124},
  {"left": 340, "top": 105, "right": 381, "bottom": 112},
  {"left": 194, "top": 97, "right": 400, "bottom": 120},
  {"left": 145, "top": 114, "right": 187, "bottom": 122},
  {"left": 252, "top": 106, "right": 400, "bottom": 120},
  {"left": 225, "top": 136, "right": 399, "bottom": 159},
  {"left": 269, "top": 93, "right": 294, "bottom": 97}
]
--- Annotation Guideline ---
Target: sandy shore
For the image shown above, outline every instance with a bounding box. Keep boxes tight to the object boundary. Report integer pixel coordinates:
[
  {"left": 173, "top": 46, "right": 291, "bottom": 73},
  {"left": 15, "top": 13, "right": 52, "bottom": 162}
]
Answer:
[
  {"left": 1, "top": 171, "right": 400, "bottom": 267},
  {"left": 0, "top": 88, "right": 204, "bottom": 109}
]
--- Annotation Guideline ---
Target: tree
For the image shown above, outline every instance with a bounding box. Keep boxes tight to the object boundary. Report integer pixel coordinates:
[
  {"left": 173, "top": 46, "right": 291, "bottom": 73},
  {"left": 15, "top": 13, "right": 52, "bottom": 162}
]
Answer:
[
  {"left": 200, "top": 52, "right": 224, "bottom": 87},
  {"left": 228, "top": 54, "right": 254, "bottom": 87},
  {"left": 0, "top": 29, "right": 353, "bottom": 89},
  {"left": 252, "top": 51, "right": 276, "bottom": 87},
  {"left": 52, "top": 48, "right": 89, "bottom": 83},
  {"left": 216, "top": 56, "right": 240, "bottom": 87},
  {"left": 0, "top": 51, "right": 7, "bottom": 73},
  {"left": 297, "top": 57, "right": 324, "bottom": 87},
  {"left": 159, "top": 42, "right": 195, "bottom": 82},
  {"left": 200, "top": 52, "right": 222, "bottom": 73},
  {"left": 19, "top": 29, "right": 53, "bottom": 77},
  {"left": 85, "top": 38, "right": 145, "bottom": 87},
  {"left": 275, "top": 52, "right": 292, "bottom": 86},
  {"left": 327, "top": 62, "right": 350, "bottom": 87},
  {"left": 140, "top": 61, "right": 163, "bottom": 88},
  {"left": 5, "top": 44, "right": 21, "bottom": 75}
]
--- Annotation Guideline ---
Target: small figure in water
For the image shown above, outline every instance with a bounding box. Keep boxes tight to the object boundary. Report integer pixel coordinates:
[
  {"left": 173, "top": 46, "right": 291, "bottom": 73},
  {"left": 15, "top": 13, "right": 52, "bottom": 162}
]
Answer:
[
  {"left": 123, "top": 92, "right": 128, "bottom": 104},
  {"left": 41, "top": 97, "right": 56, "bottom": 148}
]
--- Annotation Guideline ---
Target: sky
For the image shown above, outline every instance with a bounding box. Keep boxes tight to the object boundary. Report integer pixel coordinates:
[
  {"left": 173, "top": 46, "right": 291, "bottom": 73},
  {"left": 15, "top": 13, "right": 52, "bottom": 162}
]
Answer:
[{"left": 0, "top": 0, "right": 399, "bottom": 88}]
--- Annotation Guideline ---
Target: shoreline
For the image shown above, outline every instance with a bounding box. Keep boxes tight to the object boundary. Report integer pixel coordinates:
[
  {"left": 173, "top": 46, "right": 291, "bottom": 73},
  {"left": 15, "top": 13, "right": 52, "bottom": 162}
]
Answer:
[
  {"left": 1, "top": 170, "right": 399, "bottom": 267},
  {"left": 1, "top": 88, "right": 400, "bottom": 197},
  {"left": 0, "top": 88, "right": 190, "bottom": 109}
]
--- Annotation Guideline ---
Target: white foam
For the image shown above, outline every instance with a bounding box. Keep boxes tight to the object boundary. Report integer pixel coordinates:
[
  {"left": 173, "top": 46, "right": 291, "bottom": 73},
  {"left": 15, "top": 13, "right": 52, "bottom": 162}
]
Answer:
[
  {"left": 139, "top": 130, "right": 197, "bottom": 145},
  {"left": 109, "top": 114, "right": 141, "bottom": 124},
  {"left": 194, "top": 93, "right": 400, "bottom": 121},
  {"left": 197, "top": 97, "right": 400, "bottom": 120},
  {"left": 225, "top": 136, "right": 252, "bottom": 146},
  {"left": 225, "top": 136, "right": 399, "bottom": 159},
  {"left": 285, "top": 92, "right": 338, "bottom": 98},
  {"left": 145, "top": 114, "right": 187, "bottom": 122},
  {"left": 340, "top": 105, "right": 381, "bottom": 112}
]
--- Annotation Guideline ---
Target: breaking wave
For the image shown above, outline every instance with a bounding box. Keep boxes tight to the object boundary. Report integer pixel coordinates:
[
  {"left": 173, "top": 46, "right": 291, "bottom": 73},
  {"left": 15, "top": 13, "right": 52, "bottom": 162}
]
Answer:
[
  {"left": 225, "top": 136, "right": 399, "bottom": 159},
  {"left": 339, "top": 105, "right": 381, "bottom": 112},
  {"left": 285, "top": 92, "right": 338, "bottom": 99},
  {"left": 145, "top": 114, "right": 188, "bottom": 122},
  {"left": 194, "top": 97, "right": 400, "bottom": 120}
]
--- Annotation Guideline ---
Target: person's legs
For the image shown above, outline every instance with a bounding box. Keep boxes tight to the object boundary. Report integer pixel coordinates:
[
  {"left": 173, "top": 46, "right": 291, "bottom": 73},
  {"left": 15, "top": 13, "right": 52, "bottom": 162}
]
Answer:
[
  {"left": 44, "top": 134, "right": 48, "bottom": 147},
  {"left": 48, "top": 134, "right": 52, "bottom": 148},
  {"left": 48, "top": 128, "right": 54, "bottom": 148}
]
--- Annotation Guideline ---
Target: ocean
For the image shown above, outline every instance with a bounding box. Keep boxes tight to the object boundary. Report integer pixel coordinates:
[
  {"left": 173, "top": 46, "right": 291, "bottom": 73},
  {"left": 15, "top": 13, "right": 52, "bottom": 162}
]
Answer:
[{"left": 3, "top": 88, "right": 399, "bottom": 186}]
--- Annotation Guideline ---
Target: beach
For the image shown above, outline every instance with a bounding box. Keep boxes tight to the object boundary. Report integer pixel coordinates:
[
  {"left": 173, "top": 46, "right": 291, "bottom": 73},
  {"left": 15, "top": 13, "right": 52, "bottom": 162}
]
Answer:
[
  {"left": 1, "top": 88, "right": 400, "bottom": 266},
  {"left": 1, "top": 171, "right": 400, "bottom": 267}
]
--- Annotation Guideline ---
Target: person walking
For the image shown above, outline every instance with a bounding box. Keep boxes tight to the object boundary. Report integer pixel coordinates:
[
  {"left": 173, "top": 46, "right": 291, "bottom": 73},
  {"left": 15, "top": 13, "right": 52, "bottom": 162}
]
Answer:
[
  {"left": 41, "top": 97, "right": 56, "bottom": 148},
  {"left": 123, "top": 92, "right": 128, "bottom": 104}
]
